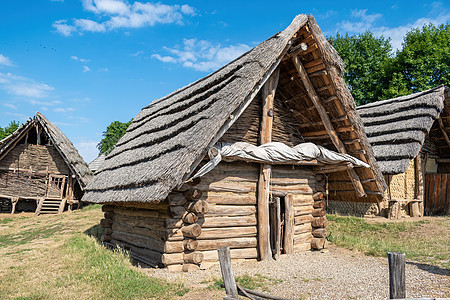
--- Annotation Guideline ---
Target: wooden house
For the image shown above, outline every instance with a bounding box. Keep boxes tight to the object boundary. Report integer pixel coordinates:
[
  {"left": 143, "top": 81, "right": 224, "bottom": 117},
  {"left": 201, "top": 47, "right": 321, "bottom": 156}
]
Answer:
[
  {"left": 0, "top": 112, "right": 92, "bottom": 214},
  {"left": 83, "top": 14, "right": 385, "bottom": 271},
  {"left": 357, "top": 86, "right": 450, "bottom": 217}
]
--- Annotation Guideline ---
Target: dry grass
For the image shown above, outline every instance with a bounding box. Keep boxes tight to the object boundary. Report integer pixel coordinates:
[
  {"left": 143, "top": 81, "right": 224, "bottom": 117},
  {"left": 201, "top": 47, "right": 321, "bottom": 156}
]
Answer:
[
  {"left": 327, "top": 215, "right": 450, "bottom": 269},
  {"left": 0, "top": 205, "right": 188, "bottom": 299}
]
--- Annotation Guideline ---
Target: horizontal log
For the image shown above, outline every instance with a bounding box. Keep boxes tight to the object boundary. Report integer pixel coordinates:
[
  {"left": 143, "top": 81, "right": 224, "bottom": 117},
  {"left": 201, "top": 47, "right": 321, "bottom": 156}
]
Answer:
[
  {"left": 102, "top": 205, "right": 114, "bottom": 212},
  {"left": 294, "top": 205, "right": 313, "bottom": 217},
  {"left": 112, "top": 221, "right": 166, "bottom": 241},
  {"left": 104, "top": 228, "right": 112, "bottom": 235},
  {"left": 199, "top": 247, "right": 258, "bottom": 261},
  {"left": 204, "top": 194, "right": 256, "bottom": 205},
  {"left": 100, "top": 218, "right": 112, "bottom": 228},
  {"left": 293, "top": 242, "right": 311, "bottom": 253},
  {"left": 205, "top": 205, "right": 256, "bottom": 217},
  {"left": 315, "top": 174, "right": 324, "bottom": 181},
  {"left": 182, "top": 264, "right": 200, "bottom": 272},
  {"left": 182, "top": 212, "right": 198, "bottom": 224},
  {"left": 113, "top": 214, "right": 165, "bottom": 230},
  {"left": 313, "top": 200, "right": 325, "bottom": 208},
  {"left": 312, "top": 208, "right": 326, "bottom": 217},
  {"left": 111, "top": 239, "right": 163, "bottom": 264},
  {"left": 166, "top": 264, "right": 183, "bottom": 272},
  {"left": 183, "top": 239, "right": 198, "bottom": 251},
  {"left": 270, "top": 178, "right": 310, "bottom": 185},
  {"left": 165, "top": 228, "right": 184, "bottom": 241},
  {"left": 101, "top": 234, "right": 111, "bottom": 242},
  {"left": 312, "top": 228, "right": 327, "bottom": 238},
  {"left": 294, "top": 223, "right": 312, "bottom": 235},
  {"left": 311, "top": 216, "right": 327, "bottom": 228},
  {"left": 184, "top": 252, "right": 203, "bottom": 264},
  {"left": 115, "top": 201, "right": 170, "bottom": 211},
  {"left": 113, "top": 206, "right": 167, "bottom": 219},
  {"left": 198, "top": 226, "right": 257, "bottom": 240},
  {"left": 111, "top": 230, "right": 184, "bottom": 253},
  {"left": 201, "top": 215, "right": 256, "bottom": 228},
  {"left": 294, "top": 215, "right": 313, "bottom": 225},
  {"left": 161, "top": 253, "right": 184, "bottom": 266},
  {"left": 167, "top": 193, "right": 187, "bottom": 206},
  {"left": 164, "top": 218, "right": 183, "bottom": 229},
  {"left": 311, "top": 238, "right": 326, "bottom": 250},
  {"left": 182, "top": 223, "right": 202, "bottom": 238},
  {"left": 315, "top": 185, "right": 325, "bottom": 192},
  {"left": 196, "top": 182, "right": 256, "bottom": 193},
  {"left": 294, "top": 232, "right": 312, "bottom": 244},
  {"left": 196, "top": 237, "right": 257, "bottom": 251},
  {"left": 186, "top": 200, "right": 209, "bottom": 214},
  {"left": 312, "top": 192, "right": 324, "bottom": 200},
  {"left": 270, "top": 185, "right": 313, "bottom": 194}
]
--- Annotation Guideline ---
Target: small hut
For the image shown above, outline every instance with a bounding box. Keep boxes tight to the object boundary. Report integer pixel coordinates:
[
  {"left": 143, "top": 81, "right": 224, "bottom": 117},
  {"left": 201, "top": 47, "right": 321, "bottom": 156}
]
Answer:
[
  {"left": 83, "top": 14, "right": 385, "bottom": 271},
  {"left": 357, "top": 86, "right": 450, "bottom": 217},
  {"left": 0, "top": 112, "right": 92, "bottom": 214}
]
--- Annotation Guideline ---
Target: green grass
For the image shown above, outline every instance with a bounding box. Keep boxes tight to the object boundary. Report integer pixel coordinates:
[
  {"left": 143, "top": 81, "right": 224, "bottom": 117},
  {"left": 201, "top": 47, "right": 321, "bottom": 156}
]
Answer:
[
  {"left": 0, "top": 218, "right": 13, "bottom": 224},
  {"left": 62, "top": 234, "right": 188, "bottom": 299},
  {"left": 327, "top": 215, "right": 450, "bottom": 269},
  {"left": 0, "top": 223, "right": 63, "bottom": 247},
  {"left": 206, "top": 273, "right": 282, "bottom": 292}
]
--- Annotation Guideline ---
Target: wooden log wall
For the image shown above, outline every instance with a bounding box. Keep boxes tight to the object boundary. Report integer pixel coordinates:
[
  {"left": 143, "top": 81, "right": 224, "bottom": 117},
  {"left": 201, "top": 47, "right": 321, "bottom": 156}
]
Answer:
[
  {"left": 310, "top": 173, "right": 327, "bottom": 250},
  {"left": 0, "top": 144, "right": 69, "bottom": 174},
  {"left": 0, "top": 170, "right": 48, "bottom": 198},
  {"left": 271, "top": 165, "right": 316, "bottom": 252}
]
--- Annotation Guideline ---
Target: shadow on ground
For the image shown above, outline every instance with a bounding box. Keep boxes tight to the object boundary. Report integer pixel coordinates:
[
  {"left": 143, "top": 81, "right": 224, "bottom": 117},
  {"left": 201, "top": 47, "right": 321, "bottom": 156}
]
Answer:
[
  {"left": 407, "top": 261, "right": 450, "bottom": 276},
  {"left": 84, "top": 224, "right": 103, "bottom": 243}
]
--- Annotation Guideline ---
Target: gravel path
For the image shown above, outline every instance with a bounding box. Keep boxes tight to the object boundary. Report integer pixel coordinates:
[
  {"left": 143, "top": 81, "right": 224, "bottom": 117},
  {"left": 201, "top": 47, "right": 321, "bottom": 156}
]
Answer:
[{"left": 145, "top": 245, "right": 450, "bottom": 299}]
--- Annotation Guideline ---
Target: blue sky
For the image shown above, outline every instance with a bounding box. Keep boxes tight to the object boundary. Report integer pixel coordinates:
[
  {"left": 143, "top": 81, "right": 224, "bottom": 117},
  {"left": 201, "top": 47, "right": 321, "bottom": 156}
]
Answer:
[{"left": 0, "top": 0, "right": 448, "bottom": 163}]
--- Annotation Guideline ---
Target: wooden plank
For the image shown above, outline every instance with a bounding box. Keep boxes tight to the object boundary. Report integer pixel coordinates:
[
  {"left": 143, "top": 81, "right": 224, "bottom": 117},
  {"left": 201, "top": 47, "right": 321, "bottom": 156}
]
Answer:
[
  {"left": 257, "top": 68, "right": 279, "bottom": 261},
  {"left": 440, "top": 174, "right": 447, "bottom": 213},
  {"left": 388, "top": 252, "right": 406, "bottom": 299},
  {"left": 291, "top": 55, "right": 366, "bottom": 198},
  {"left": 283, "top": 194, "right": 294, "bottom": 254},
  {"left": 218, "top": 246, "right": 240, "bottom": 299},
  {"left": 434, "top": 174, "right": 441, "bottom": 214}
]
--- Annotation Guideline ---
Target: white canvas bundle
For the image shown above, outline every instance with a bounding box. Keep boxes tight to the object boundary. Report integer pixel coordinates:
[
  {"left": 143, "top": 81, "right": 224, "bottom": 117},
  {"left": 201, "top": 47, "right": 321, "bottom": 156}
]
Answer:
[{"left": 190, "top": 142, "right": 370, "bottom": 180}]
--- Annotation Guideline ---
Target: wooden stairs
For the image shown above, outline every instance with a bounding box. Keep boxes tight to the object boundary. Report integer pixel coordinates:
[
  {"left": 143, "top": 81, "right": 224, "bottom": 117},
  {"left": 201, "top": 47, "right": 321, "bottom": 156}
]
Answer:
[{"left": 35, "top": 198, "right": 67, "bottom": 215}]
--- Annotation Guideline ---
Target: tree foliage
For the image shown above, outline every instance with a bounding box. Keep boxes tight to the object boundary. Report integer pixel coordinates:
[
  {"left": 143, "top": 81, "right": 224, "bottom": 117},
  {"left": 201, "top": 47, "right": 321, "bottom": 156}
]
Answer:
[
  {"left": 97, "top": 120, "right": 132, "bottom": 155},
  {"left": 0, "top": 121, "right": 20, "bottom": 140},
  {"left": 332, "top": 31, "right": 393, "bottom": 105},
  {"left": 332, "top": 22, "right": 449, "bottom": 105}
]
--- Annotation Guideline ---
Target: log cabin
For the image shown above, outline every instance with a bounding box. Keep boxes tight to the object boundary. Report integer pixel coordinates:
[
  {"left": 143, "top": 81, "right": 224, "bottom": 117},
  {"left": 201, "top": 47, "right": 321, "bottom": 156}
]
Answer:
[
  {"left": 83, "top": 14, "right": 386, "bottom": 271},
  {"left": 0, "top": 112, "right": 92, "bottom": 214},
  {"left": 357, "top": 86, "right": 450, "bottom": 217}
]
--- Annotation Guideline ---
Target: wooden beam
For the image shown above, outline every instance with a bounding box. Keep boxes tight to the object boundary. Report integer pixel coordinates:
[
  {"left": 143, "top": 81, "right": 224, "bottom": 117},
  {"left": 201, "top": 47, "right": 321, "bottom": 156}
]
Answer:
[
  {"left": 438, "top": 118, "right": 450, "bottom": 149},
  {"left": 292, "top": 55, "right": 366, "bottom": 198},
  {"left": 257, "top": 68, "right": 279, "bottom": 261}
]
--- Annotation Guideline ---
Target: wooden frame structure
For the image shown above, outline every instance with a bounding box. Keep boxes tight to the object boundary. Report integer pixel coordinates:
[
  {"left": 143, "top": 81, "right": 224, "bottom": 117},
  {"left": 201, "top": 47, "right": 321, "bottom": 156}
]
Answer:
[
  {"left": 0, "top": 113, "right": 92, "bottom": 215},
  {"left": 84, "top": 14, "right": 386, "bottom": 271}
]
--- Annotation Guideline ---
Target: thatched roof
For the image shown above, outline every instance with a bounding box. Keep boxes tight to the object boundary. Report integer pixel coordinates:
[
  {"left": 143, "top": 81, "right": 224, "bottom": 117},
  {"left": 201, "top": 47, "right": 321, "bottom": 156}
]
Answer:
[
  {"left": 84, "top": 14, "right": 385, "bottom": 204},
  {"left": 0, "top": 112, "right": 92, "bottom": 188},
  {"left": 89, "top": 154, "right": 106, "bottom": 172},
  {"left": 357, "top": 86, "right": 446, "bottom": 174}
]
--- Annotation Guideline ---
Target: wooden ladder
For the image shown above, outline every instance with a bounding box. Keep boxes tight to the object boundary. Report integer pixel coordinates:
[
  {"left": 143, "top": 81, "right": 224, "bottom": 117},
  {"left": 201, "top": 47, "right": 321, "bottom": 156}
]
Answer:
[{"left": 35, "top": 198, "right": 67, "bottom": 215}]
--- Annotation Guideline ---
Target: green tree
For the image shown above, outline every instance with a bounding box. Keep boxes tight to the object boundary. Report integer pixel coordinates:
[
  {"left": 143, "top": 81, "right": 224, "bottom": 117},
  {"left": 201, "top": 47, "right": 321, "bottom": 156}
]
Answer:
[
  {"left": 332, "top": 31, "right": 393, "bottom": 105},
  {"left": 391, "top": 23, "right": 450, "bottom": 94},
  {"left": 0, "top": 121, "right": 20, "bottom": 140},
  {"left": 97, "top": 120, "right": 132, "bottom": 155}
]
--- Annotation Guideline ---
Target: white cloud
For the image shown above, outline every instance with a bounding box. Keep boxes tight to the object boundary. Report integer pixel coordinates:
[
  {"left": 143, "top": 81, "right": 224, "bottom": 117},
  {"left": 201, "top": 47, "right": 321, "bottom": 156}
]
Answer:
[
  {"left": 83, "top": 65, "right": 91, "bottom": 72},
  {"left": 131, "top": 50, "right": 144, "bottom": 56},
  {"left": 337, "top": 8, "right": 450, "bottom": 51},
  {"left": 2, "top": 103, "right": 16, "bottom": 110},
  {"left": 5, "top": 112, "right": 28, "bottom": 121},
  {"left": 98, "top": 67, "right": 109, "bottom": 72},
  {"left": 54, "top": 107, "right": 75, "bottom": 112},
  {"left": 29, "top": 99, "right": 61, "bottom": 106},
  {"left": 71, "top": 55, "right": 90, "bottom": 63},
  {"left": 0, "top": 72, "right": 54, "bottom": 98},
  {"left": 53, "top": 0, "right": 196, "bottom": 36},
  {"left": 0, "top": 54, "right": 14, "bottom": 67},
  {"left": 152, "top": 38, "right": 251, "bottom": 72}
]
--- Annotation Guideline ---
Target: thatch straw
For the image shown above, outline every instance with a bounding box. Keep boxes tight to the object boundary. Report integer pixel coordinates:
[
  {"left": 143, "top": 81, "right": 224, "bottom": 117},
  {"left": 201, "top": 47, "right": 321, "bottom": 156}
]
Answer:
[{"left": 357, "top": 86, "right": 446, "bottom": 174}]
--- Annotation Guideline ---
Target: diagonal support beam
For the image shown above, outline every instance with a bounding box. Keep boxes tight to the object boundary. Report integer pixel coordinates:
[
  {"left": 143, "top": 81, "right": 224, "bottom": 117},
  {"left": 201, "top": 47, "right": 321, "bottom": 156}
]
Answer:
[
  {"left": 257, "top": 67, "right": 279, "bottom": 261},
  {"left": 438, "top": 118, "right": 450, "bottom": 149},
  {"left": 292, "top": 55, "right": 366, "bottom": 198}
]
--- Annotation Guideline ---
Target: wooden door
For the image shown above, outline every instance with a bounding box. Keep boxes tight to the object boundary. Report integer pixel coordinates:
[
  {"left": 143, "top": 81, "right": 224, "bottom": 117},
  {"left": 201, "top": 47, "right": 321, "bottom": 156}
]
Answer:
[
  {"left": 46, "top": 174, "right": 67, "bottom": 199},
  {"left": 424, "top": 173, "right": 449, "bottom": 215}
]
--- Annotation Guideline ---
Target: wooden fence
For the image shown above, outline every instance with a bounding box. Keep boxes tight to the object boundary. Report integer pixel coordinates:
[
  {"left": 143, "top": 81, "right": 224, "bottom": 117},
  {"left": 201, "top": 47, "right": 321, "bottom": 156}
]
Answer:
[{"left": 424, "top": 173, "right": 450, "bottom": 215}]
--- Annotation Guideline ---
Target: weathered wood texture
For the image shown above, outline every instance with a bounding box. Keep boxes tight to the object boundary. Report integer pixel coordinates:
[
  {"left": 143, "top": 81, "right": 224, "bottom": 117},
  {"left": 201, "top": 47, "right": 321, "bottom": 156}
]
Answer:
[
  {"left": 218, "top": 247, "right": 239, "bottom": 299},
  {"left": 388, "top": 252, "right": 406, "bottom": 299}
]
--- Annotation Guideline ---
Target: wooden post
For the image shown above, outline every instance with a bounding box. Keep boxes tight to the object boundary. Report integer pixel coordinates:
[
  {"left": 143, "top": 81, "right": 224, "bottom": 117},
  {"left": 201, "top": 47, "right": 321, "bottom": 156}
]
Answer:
[
  {"left": 257, "top": 68, "right": 279, "bottom": 261},
  {"left": 388, "top": 252, "right": 406, "bottom": 299},
  {"left": 291, "top": 55, "right": 366, "bottom": 198},
  {"left": 218, "top": 246, "right": 238, "bottom": 300},
  {"left": 274, "top": 196, "right": 281, "bottom": 260},
  {"left": 283, "top": 194, "right": 294, "bottom": 254}
]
